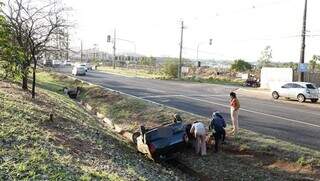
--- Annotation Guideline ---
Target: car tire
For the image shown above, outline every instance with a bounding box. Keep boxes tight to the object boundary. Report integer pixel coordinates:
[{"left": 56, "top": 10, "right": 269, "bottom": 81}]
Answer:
[
  {"left": 272, "top": 91, "right": 279, "bottom": 99},
  {"left": 297, "top": 94, "right": 306, "bottom": 103},
  {"left": 311, "top": 99, "right": 318, "bottom": 103}
]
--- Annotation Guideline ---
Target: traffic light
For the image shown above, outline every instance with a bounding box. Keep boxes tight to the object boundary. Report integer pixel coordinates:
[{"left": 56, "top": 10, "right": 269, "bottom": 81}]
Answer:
[
  {"left": 209, "top": 38, "right": 213, "bottom": 45},
  {"left": 107, "top": 35, "right": 111, "bottom": 42}
]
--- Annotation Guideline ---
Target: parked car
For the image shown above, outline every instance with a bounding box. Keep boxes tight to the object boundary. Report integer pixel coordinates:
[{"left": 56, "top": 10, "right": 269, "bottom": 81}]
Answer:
[
  {"left": 132, "top": 120, "right": 192, "bottom": 161},
  {"left": 72, "top": 66, "right": 86, "bottom": 76},
  {"left": 243, "top": 78, "right": 260, "bottom": 88},
  {"left": 63, "top": 60, "right": 72, "bottom": 66},
  {"left": 272, "top": 82, "right": 319, "bottom": 103}
]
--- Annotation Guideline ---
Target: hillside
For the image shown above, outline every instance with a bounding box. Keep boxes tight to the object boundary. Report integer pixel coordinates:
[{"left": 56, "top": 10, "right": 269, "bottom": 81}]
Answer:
[{"left": 0, "top": 81, "right": 186, "bottom": 180}]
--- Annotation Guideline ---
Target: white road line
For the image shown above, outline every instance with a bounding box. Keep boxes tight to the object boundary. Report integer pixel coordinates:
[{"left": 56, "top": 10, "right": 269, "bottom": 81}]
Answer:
[
  {"left": 64, "top": 73, "right": 320, "bottom": 129},
  {"left": 141, "top": 95, "right": 182, "bottom": 99},
  {"left": 141, "top": 94, "right": 227, "bottom": 99},
  {"left": 179, "top": 95, "right": 320, "bottom": 129}
]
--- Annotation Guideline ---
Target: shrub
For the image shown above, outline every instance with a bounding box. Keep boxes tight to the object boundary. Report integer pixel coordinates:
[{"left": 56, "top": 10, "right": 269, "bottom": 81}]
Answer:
[{"left": 162, "top": 59, "right": 179, "bottom": 78}]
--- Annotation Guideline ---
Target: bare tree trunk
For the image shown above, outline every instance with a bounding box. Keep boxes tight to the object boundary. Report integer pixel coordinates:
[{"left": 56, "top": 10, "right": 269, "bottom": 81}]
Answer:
[
  {"left": 22, "top": 68, "right": 28, "bottom": 90},
  {"left": 32, "top": 57, "right": 37, "bottom": 98}
]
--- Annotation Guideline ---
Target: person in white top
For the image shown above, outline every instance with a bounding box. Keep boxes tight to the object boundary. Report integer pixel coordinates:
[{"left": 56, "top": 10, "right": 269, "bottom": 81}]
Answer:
[{"left": 190, "top": 121, "right": 207, "bottom": 156}]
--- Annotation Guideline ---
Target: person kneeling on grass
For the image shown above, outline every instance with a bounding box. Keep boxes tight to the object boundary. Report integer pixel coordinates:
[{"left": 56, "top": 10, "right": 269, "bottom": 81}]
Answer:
[
  {"left": 209, "top": 111, "right": 226, "bottom": 152},
  {"left": 190, "top": 121, "right": 207, "bottom": 156}
]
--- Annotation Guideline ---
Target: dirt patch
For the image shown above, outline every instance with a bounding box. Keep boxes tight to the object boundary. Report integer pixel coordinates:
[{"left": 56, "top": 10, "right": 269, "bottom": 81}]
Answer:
[
  {"left": 268, "top": 161, "right": 316, "bottom": 176},
  {"left": 219, "top": 142, "right": 320, "bottom": 178}
]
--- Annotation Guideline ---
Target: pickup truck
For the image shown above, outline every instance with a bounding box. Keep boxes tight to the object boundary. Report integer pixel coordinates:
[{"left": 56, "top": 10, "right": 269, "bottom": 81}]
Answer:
[{"left": 133, "top": 121, "right": 192, "bottom": 161}]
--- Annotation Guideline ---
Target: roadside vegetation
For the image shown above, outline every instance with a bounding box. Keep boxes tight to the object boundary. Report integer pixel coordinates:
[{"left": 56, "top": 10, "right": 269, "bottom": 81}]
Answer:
[
  {"left": 97, "top": 64, "right": 245, "bottom": 86},
  {"left": 97, "top": 66, "right": 165, "bottom": 79},
  {"left": 0, "top": 80, "right": 189, "bottom": 180},
  {"left": 32, "top": 71, "right": 320, "bottom": 180}
]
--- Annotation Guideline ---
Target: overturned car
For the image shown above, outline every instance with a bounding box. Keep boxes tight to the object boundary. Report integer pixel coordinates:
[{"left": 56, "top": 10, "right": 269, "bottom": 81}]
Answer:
[{"left": 132, "top": 115, "right": 193, "bottom": 161}]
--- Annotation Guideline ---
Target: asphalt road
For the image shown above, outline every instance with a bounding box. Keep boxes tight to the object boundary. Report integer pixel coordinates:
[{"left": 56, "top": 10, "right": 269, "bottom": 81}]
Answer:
[{"left": 56, "top": 68, "right": 320, "bottom": 150}]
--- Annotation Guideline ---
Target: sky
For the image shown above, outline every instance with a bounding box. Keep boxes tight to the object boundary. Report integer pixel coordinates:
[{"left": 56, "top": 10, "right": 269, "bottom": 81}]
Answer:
[{"left": 64, "top": 0, "right": 320, "bottom": 62}]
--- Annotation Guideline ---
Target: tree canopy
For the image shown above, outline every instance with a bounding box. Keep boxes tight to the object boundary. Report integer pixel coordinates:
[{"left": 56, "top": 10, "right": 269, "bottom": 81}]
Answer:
[
  {"left": 0, "top": 4, "right": 24, "bottom": 79},
  {"left": 231, "top": 59, "right": 252, "bottom": 72},
  {"left": 257, "top": 46, "right": 272, "bottom": 69},
  {"left": 1, "top": 0, "right": 69, "bottom": 98}
]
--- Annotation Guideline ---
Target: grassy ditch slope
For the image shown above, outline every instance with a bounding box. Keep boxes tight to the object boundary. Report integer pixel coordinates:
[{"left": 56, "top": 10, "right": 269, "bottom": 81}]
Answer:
[
  {"left": 0, "top": 80, "right": 190, "bottom": 180},
  {"left": 35, "top": 71, "right": 320, "bottom": 180}
]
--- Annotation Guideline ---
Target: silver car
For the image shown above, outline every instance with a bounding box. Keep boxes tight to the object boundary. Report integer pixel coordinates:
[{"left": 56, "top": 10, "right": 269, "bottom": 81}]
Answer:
[
  {"left": 272, "top": 82, "right": 319, "bottom": 103},
  {"left": 72, "top": 66, "right": 86, "bottom": 76}
]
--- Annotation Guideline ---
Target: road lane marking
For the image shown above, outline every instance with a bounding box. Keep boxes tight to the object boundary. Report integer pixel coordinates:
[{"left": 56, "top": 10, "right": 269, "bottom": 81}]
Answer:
[
  {"left": 141, "top": 94, "right": 227, "bottom": 99},
  {"left": 61, "top": 71, "right": 320, "bottom": 129},
  {"left": 179, "top": 95, "right": 320, "bottom": 129},
  {"left": 141, "top": 95, "right": 182, "bottom": 99}
]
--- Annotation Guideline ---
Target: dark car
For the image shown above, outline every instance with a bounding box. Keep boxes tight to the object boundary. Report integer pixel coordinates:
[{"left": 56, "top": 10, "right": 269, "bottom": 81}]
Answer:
[{"left": 132, "top": 121, "right": 192, "bottom": 161}]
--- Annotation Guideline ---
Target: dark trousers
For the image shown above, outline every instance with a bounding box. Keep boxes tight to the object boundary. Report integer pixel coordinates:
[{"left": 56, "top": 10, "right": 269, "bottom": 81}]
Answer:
[{"left": 212, "top": 129, "right": 225, "bottom": 152}]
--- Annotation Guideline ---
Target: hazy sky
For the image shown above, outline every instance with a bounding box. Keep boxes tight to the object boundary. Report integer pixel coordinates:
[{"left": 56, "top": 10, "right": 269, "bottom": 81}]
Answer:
[{"left": 65, "top": 0, "right": 320, "bottom": 62}]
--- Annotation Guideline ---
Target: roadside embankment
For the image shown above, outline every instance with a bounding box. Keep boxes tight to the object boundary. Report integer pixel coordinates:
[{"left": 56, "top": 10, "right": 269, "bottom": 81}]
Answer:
[{"left": 0, "top": 80, "right": 190, "bottom": 180}]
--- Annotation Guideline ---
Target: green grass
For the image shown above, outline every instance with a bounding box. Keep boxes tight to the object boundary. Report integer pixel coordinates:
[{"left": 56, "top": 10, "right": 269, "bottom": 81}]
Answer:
[
  {"left": 0, "top": 80, "right": 187, "bottom": 180},
  {"left": 98, "top": 66, "right": 244, "bottom": 86},
  {"left": 98, "top": 66, "right": 165, "bottom": 79},
  {"left": 29, "top": 71, "right": 320, "bottom": 180}
]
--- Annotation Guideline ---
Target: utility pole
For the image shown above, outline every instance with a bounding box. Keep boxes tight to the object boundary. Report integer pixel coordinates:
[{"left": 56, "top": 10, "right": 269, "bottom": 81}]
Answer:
[
  {"left": 178, "top": 21, "right": 184, "bottom": 79},
  {"left": 80, "top": 40, "right": 83, "bottom": 62},
  {"left": 113, "top": 29, "right": 117, "bottom": 69},
  {"left": 299, "top": 0, "right": 308, "bottom": 82},
  {"left": 66, "top": 29, "right": 69, "bottom": 61}
]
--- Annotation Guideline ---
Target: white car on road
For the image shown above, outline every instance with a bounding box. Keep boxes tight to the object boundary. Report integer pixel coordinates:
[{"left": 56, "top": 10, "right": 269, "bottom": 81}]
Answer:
[
  {"left": 72, "top": 66, "right": 86, "bottom": 76},
  {"left": 272, "top": 82, "right": 319, "bottom": 103}
]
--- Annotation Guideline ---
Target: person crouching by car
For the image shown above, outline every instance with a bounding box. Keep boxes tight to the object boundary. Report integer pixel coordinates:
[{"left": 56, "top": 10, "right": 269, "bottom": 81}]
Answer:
[
  {"left": 190, "top": 121, "right": 207, "bottom": 156},
  {"left": 209, "top": 111, "right": 226, "bottom": 152}
]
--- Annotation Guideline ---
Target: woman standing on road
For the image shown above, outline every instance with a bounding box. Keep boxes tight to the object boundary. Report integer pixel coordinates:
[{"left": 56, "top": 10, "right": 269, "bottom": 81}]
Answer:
[{"left": 230, "top": 92, "right": 240, "bottom": 136}]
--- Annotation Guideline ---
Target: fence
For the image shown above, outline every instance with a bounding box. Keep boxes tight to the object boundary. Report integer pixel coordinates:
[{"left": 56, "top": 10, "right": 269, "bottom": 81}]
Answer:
[{"left": 293, "top": 71, "right": 320, "bottom": 86}]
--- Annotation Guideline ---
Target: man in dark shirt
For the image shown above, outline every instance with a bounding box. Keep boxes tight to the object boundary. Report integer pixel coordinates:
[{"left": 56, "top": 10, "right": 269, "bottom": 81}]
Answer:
[{"left": 209, "top": 111, "right": 226, "bottom": 152}]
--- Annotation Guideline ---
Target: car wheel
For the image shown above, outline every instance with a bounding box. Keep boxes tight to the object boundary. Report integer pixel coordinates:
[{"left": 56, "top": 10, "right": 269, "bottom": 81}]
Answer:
[
  {"left": 311, "top": 99, "right": 318, "bottom": 103},
  {"left": 272, "top": 91, "right": 279, "bottom": 99},
  {"left": 297, "top": 94, "right": 306, "bottom": 103}
]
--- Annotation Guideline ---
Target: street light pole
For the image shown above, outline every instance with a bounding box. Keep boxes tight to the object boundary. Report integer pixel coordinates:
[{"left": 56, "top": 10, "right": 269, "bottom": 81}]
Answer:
[
  {"left": 113, "top": 29, "right": 117, "bottom": 69},
  {"left": 299, "top": 0, "right": 308, "bottom": 82},
  {"left": 178, "top": 21, "right": 184, "bottom": 79},
  {"left": 196, "top": 44, "right": 200, "bottom": 62}
]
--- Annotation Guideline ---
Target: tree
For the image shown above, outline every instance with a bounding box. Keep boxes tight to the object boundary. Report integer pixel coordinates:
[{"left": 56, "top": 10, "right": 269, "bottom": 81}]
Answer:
[
  {"left": 231, "top": 59, "right": 252, "bottom": 72},
  {"left": 0, "top": 3, "right": 23, "bottom": 79},
  {"left": 309, "top": 55, "right": 320, "bottom": 73},
  {"left": 139, "top": 56, "right": 156, "bottom": 66},
  {"left": 283, "top": 62, "right": 298, "bottom": 71},
  {"left": 2, "top": 0, "right": 69, "bottom": 98},
  {"left": 257, "top": 46, "right": 272, "bottom": 69}
]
